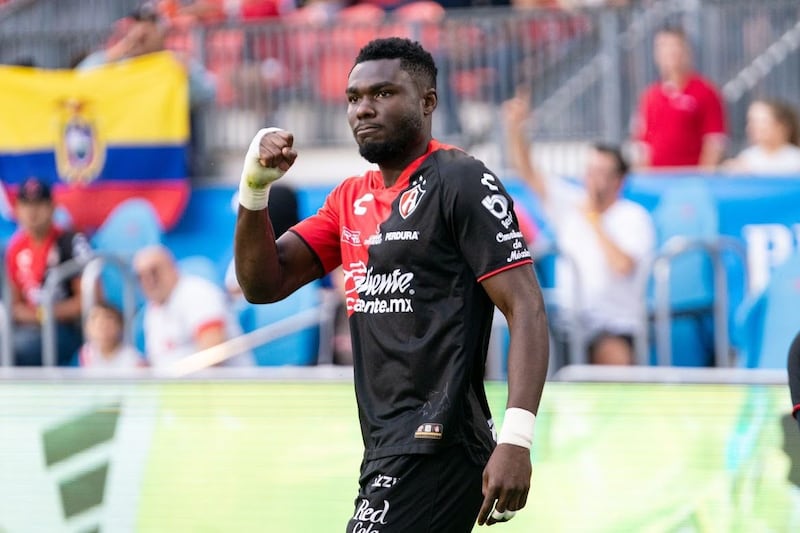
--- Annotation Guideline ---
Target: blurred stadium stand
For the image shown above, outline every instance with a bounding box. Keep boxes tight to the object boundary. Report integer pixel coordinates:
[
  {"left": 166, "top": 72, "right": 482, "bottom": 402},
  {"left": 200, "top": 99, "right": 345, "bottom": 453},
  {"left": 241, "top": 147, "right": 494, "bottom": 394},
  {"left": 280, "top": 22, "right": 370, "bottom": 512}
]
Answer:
[{"left": 0, "top": 0, "right": 799, "bottom": 373}]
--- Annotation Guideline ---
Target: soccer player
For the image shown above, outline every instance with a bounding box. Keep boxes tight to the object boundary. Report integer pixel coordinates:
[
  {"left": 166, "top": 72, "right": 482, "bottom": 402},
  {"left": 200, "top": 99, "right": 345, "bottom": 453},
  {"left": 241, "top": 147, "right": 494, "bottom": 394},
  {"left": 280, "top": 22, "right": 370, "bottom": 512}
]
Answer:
[
  {"left": 234, "top": 38, "right": 549, "bottom": 531},
  {"left": 789, "top": 331, "right": 800, "bottom": 432}
]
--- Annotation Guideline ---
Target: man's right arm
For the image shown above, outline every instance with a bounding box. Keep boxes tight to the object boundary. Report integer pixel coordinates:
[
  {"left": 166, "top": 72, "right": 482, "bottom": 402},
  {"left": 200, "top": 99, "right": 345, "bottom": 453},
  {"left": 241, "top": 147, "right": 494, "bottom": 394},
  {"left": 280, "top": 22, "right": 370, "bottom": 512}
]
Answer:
[
  {"left": 502, "top": 95, "right": 549, "bottom": 203},
  {"left": 234, "top": 128, "right": 323, "bottom": 303},
  {"left": 235, "top": 209, "right": 322, "bottom": 303}
]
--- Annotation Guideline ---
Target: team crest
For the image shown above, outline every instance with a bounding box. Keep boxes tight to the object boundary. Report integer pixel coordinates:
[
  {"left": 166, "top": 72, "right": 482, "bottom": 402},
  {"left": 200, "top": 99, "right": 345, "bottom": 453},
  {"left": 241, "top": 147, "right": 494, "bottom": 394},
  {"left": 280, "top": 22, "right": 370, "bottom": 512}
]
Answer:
[
  {"left": 398, "top": 177, "right": 426, "bottom": 219},
  {"left": 54, "top": 99, "right": 105, "bottom": 185}
]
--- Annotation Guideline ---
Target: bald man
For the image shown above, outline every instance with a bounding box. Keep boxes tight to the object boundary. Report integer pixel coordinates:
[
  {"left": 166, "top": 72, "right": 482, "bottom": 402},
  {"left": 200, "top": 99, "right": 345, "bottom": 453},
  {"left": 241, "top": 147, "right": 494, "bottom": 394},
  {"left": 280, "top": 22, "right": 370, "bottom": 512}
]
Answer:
[{"left": 133, "top": 245, "right": 253, "bottom": 368}]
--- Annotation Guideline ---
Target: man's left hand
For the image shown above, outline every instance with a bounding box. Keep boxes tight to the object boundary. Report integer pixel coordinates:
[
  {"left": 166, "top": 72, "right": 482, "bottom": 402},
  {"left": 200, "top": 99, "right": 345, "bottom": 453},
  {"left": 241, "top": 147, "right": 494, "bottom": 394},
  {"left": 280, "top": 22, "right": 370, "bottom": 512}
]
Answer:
[{"left": 477, "top": 443, "right": 532, "bottom": 526}]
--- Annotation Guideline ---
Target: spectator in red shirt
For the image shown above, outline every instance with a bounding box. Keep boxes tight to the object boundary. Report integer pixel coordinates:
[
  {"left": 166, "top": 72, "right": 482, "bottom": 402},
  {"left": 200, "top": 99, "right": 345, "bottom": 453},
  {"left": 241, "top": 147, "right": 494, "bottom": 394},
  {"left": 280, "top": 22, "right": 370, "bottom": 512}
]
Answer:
[
  {"left": 6, "top": 178, "right": 93, "bottom": 366},
  {"left": 633, "top": 26, "right": 727, "bottom": 169}
]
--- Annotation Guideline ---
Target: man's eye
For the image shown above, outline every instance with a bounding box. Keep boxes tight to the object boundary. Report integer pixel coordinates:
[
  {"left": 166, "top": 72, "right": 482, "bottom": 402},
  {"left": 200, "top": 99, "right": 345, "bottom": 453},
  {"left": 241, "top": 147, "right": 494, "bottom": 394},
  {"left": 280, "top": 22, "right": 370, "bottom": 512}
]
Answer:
[
  {"left": 347, "top": 95, "right": 360, "bottom": 104},
  {"left": 377, "top": 91, "right": 392, "bottom": 98}
]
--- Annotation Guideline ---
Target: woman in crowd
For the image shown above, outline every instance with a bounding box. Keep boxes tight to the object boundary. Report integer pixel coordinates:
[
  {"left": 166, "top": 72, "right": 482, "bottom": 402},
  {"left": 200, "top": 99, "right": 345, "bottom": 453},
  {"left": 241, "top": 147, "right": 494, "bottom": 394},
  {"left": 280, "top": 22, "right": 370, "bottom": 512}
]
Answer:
[{"left": 724, "top": 99, "right": 800, "bottom": 175}]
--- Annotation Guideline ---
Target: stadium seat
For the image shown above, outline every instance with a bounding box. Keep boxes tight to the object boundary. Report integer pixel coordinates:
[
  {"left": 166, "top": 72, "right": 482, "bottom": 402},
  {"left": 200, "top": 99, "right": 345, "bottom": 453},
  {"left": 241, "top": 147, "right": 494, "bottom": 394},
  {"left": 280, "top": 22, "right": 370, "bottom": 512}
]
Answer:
[
  {"left": 238, "top": 281, "right": 321, "bottom": 366},
  {"left": 391, "top": 1, "right": 445, "bottom": 52},
  {"left": 647, "top": 179, "right": 720, "bottom": 366},
  {"left": 91, "top": 198, "right": 163, "bottom": 309},
  {"left": 178, "top": 254, "right": 222, "bottom": 286},
  {"left": 204, "top": 28, "right": 245, "bottom": 106},
  {"left": 733, "top": 250, "right": 800, "bottom": 369},
  {"left": 316, "top": 5, "right": 385, "bottom": 103},
  {"left": 92, "top": 198, "right": 163, "bottom": 256}
]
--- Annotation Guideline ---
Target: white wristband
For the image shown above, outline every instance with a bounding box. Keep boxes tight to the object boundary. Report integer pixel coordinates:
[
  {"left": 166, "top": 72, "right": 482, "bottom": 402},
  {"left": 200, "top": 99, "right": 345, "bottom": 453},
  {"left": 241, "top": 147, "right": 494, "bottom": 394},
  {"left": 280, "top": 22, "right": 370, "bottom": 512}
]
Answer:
[
  {"left": 239, "top": 127, "right": 286, "bottom": 211},
  {"left": 497, "top": 407, "right": 536, "bottom": 449}
]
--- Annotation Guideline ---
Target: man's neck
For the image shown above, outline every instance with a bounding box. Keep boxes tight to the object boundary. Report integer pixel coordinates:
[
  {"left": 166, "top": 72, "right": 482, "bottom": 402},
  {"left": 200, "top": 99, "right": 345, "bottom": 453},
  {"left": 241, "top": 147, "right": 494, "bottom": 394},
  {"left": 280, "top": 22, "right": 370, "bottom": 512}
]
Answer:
[
  {"left": 378, "top": 139, "right": 432, "bottom": 188},
  {"left": 27, "top": 226, "right": 52, "bottom": 243},
  {"left": 663, "top": 70, "right": 691, "bottom": 89}
]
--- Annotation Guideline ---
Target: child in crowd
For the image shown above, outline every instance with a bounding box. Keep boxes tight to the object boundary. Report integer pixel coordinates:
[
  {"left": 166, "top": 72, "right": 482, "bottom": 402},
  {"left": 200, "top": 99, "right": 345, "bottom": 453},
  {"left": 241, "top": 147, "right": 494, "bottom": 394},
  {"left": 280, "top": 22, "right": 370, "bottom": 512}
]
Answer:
[{"left": 78, "top": 301, "right": 146, "bottom": 369}]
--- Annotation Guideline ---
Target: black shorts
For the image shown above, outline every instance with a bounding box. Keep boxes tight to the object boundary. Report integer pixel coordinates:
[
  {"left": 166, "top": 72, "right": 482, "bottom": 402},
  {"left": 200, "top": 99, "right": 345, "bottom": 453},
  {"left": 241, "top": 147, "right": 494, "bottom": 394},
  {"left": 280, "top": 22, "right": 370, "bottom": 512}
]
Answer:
[{"left": 346, "top": 447, "right": 484, "bottom": 533}]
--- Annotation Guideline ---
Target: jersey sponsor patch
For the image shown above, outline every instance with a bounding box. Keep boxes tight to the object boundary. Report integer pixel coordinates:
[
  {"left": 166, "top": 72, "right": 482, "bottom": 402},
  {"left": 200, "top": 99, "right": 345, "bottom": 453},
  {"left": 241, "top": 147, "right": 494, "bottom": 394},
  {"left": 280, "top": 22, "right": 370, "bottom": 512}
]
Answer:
[
  {"left": 353, "top": 499, "right": 391, "bottom": 528},
  {"left": 343, "top": 261, "right": 415, "bottom": 314},
  {"left": 342, "top": 226, "right": 362, "bottom": 246},
  {"left": 383, "top": 230, "right": 419, "bottom": 242},
  {"left": 414, "top": 423, "right": 443, "bottom": 440},
  {"left": 398, "top": 176, "right": 426, "bottom": 219}
]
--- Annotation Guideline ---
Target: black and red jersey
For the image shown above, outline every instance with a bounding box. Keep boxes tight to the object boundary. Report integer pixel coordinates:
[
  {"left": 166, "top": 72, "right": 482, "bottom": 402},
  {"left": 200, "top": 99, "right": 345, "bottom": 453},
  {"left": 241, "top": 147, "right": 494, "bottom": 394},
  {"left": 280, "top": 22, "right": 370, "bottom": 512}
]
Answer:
[
  {"left": 5, "top": 226, "right": 91, "bottom": 307},
  {"left": 292, "top": 140, "right": 533, "bottom": 463}
]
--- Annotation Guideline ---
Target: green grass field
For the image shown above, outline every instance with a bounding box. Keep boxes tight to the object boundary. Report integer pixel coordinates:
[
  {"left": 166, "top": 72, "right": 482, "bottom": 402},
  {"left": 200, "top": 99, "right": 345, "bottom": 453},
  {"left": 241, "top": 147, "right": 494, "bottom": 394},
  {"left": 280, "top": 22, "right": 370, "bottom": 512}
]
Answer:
[{"left": 134, "top": 382, "right": 797, "bottom": 532}]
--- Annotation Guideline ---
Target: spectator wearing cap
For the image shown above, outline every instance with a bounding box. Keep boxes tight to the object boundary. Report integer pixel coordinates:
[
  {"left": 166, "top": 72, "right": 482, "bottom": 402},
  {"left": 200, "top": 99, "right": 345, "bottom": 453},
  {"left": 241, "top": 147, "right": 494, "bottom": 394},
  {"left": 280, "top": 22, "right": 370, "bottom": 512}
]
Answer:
[{"left": 5, "top": 178, "right": 93, "bottom": 366}]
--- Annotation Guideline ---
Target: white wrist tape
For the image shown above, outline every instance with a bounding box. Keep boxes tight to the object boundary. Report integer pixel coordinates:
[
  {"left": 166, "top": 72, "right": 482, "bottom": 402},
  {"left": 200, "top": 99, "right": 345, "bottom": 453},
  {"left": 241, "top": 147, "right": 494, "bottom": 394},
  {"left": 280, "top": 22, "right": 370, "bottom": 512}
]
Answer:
[
  {"left": 490, "top": 509, "right": 517, "bottom": 522},
  {"left": 239, "top": 127, "right": 285, "bottom": 211},
  {"left": 497, "top": 407, "right": 536, "bottom": 449}
]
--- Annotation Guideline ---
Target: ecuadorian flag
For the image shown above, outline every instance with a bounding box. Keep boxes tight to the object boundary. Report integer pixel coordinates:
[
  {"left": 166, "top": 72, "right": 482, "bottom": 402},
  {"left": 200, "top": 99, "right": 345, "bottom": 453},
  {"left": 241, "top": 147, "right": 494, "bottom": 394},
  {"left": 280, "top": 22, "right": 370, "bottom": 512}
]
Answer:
[{"left": 0, "top": 51, "right": 190, "bottom": 231}]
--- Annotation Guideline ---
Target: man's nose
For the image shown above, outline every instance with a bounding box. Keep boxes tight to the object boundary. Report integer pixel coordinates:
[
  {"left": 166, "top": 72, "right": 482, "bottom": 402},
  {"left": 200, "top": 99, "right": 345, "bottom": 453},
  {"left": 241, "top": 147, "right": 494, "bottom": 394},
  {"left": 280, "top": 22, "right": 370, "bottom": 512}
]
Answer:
[{"left": 355, "top": 98, "right": 377, "bottom": 119}]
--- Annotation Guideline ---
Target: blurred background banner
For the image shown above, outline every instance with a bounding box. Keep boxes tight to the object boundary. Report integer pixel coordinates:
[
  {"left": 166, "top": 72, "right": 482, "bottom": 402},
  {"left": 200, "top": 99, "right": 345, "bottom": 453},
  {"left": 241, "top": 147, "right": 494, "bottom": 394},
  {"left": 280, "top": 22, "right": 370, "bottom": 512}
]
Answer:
[
  {"left": 0, "top": 51, "right": 190, "bottom": 232},
  {"left": 0, "top": 380, "right": 796, "bottom": 532}
]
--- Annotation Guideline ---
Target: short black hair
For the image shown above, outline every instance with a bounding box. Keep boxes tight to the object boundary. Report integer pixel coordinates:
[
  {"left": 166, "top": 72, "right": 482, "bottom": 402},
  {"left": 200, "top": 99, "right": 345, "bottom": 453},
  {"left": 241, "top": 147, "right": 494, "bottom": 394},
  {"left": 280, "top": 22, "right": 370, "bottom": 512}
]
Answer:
[
  {"left": 592, "top": 142, "right": 629, "bottom": 178},
  {"left": 353, "top": 37, "right": 437, "bottom": 91}
]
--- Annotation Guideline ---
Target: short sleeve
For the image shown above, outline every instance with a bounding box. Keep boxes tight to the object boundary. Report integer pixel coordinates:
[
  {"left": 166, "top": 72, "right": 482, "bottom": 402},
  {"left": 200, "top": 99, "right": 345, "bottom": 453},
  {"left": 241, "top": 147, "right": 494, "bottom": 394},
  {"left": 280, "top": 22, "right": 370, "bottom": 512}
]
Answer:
[
  {"left": 700, "top": 82, "right": 726, "bottom": 137},
  {"left": 442, "top": 157, "right": 532, "bottom": 281},
  {"left": 612, "top": 203, "right": 656, "bottom": 261},
  {"left": 290, "top": 186, "right": 342, "bottom": 275},
  {"left": 634, "top": 86, "right": 654, "bottom": 143},
  {"left": 180, "top": 278, "right": 228, "bottom": 335}
]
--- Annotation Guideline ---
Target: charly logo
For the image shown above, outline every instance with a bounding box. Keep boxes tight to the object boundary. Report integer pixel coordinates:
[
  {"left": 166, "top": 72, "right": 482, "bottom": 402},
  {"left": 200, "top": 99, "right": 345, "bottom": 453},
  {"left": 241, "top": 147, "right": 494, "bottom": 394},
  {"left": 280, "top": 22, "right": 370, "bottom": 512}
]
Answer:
[
  {"left": 352, "top": 499, "right": 390, "bottom": 532},
  {"left": 54, "top": 98, "right": 105, "bottom": 185},
  {"left": 354, "top": 193, "right": 374, "bottom": 216},
  {"left": 398, "top": 176, "right": 426, "bottom": 219}
]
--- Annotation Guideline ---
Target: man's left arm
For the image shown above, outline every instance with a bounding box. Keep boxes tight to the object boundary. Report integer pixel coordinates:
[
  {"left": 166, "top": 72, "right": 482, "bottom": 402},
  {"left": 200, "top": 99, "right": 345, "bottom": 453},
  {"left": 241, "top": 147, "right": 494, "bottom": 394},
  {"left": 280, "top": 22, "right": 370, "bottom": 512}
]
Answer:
[
  {"left": 195, "top": 321, "right": 228, "bottom": 351},
  {"left": 477, "top": 265, "right": 549, "bottom": 526},
  {"left": 699, "top": 85, "right": 727, "bottom": 168}
]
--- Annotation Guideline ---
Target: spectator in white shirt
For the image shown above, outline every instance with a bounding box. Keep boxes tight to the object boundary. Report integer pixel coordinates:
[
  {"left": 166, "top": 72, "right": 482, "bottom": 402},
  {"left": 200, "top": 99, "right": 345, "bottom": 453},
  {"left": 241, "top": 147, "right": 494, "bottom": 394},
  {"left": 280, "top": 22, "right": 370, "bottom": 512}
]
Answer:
[
  {"left": 133, "top": 244, "right": 253, "bottom": 368},
  {"left": 504, "top": 94, "right": 656, "bottom": 365},
  {"left": 724, "top": 99, "right": 800, "bottom": 175}
]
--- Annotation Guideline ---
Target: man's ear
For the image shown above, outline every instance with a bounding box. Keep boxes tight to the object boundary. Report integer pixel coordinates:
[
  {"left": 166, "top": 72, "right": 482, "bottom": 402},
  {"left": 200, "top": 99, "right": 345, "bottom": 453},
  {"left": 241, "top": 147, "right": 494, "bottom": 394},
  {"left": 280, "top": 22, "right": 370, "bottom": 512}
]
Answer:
[{"left": 423, "top": 88, "right": 438, "bottom": 116}]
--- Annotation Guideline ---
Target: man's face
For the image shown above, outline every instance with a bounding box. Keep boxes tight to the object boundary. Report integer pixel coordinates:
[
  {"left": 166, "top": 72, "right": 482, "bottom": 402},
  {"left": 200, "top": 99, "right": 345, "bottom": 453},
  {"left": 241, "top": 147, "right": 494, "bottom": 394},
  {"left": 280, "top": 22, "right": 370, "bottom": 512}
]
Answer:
[
  {"left": 654, "top": 32, "right": 691, "bottom": 78},
  {"left": 584, "top": 150, "right": 622, "bottom": 205},
  {"left": 15, "top": 200, "right": 53, "bottom": 238},
  {"left": 129, "top": 20, "right": 165, "bottom": 57},
  {"left": 346, "top": 58, "right": 427, "bottom": 165},
  {"left": 134, "top": 253, "right": 176, "bottom": 305}
]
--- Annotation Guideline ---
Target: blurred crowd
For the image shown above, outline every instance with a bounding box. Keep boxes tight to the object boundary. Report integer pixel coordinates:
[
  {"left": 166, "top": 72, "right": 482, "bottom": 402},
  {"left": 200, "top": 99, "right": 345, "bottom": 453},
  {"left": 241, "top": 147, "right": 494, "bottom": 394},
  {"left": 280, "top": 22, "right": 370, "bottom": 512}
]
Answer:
[{"left": 1, "top": 0, "right": 799, "bottom": 373}]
